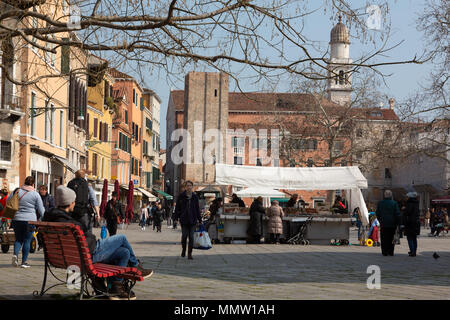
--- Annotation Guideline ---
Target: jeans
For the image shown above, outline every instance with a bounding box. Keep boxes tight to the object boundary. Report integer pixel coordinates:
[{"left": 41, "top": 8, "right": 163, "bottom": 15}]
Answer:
[
  {"left": 11, "top": 220, "right": 34, "bottom": 264},
  {"left": 92, "top": 234, "right": 139, "bottom": 282},
  {"left": 356, "top": 221, "right": 362, "bottom": 240},
  {"left": 181, "top": 224, "right": 196, "bottom": 247},
  {"left": 407, "top": 235, "right": 417, "bottom": 255}
]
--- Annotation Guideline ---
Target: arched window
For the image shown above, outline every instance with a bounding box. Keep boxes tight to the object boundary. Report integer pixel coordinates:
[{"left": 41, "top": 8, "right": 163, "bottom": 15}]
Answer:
[{"left": 339, "top": 70, "right": 345, "bottom": 85}]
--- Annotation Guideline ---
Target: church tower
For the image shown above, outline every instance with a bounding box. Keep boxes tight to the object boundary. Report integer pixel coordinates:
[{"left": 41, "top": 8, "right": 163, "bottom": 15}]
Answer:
[{"left": 327, "top": 16, "right": 352, "bottom": 105}]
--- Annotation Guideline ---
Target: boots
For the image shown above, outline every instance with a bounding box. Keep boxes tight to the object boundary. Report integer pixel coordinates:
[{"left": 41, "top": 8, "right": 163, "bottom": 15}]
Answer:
[
  {"left": 181, "top": 243, "right": 186, "bottom": 257},
  {"left": 188, "top": 244, "right": 193, "bottom": 260}
]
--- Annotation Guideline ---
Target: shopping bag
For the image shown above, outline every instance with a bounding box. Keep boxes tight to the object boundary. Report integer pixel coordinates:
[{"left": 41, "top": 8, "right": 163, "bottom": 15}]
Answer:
[{"left": 193, "top": 224, "right": 212, "bottom": 250}]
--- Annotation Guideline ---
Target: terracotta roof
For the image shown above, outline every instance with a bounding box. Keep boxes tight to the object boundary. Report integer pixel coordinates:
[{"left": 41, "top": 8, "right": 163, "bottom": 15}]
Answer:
[
  {"left": 170, "top": 90, "right": 400, "bottom": 121},
  {"left": 108, "top": 67, "right": 133, "bottom": 79}
]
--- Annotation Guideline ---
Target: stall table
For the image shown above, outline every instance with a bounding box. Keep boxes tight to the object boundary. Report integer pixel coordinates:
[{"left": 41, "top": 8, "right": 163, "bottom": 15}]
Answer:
[{"left": 219, "top": 210, "right": 351, "bottom": 245}]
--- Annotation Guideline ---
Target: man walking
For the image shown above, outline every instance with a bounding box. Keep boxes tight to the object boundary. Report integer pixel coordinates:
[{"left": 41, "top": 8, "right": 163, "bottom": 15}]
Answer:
[
  {"left": 104, "top": 191, "right": 124, "bottom": 236},
  {"left": 376, "top": 190, "right": 401, "bottom": 256},
  {"left": 67, "top": 170, "right": 92, "bottom": 230}
]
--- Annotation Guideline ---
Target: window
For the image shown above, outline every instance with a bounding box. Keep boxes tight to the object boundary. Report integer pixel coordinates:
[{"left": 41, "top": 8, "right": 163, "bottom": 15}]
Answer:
[
  {"left": 273, "top": 159, "right": 280, "bottom": 167},
  {"left": 0, "top": 141, "right": 11, "bottom": 161},
  {"left": 256, "top": 158, "right": 262, "bottom": 166},
  {"left": 295, "top": 139, "right": 317, "bottom": 150},
  {"left": 252, "top": 138, "right": 267, "bottom": 149},
  {"left": 334, "top": 141, "right": 344, "bottom": 153},
  {"left": 385, "top": 168, "right": 392, "bottom": 179},
  {"left": 31, "top": 7, "right": 38, "bottom": 44},
  {"left": 50, "top": 104, "right": 55, "bottom": 144},
  {"left": 356, "top": 129, "right": 363, "bottom": 137},
  {"left": 30, "top": 92, "right": 36, "bottom": 136},
  {"left": 93, "top": 118, "right": 98, "bottom": 138},
  {"left": 124, "top": 110, "right": 128, "bottom": 124},
  {"left": 339, "top": 70, "right": 345, "bottom": 85},
  {"left": 44, "top": 100, "right": 49, "bottom": 141},
  {"left": 60, "top": 111, "right": 64, "bottom": 146},
  {"left": 307, "top": 158, "right": 314, "bottom": 167},
  {"left": 133, "top": 89, "right": 135, "bottom": 103},
  {"left": 356, "top": 152, "right": 362, "bottom": 160},
  {"left": 231, "top": 137, "right": 244, "bottom": 147},
  {"left": 92, "top": 153, "right": 98, "bottom": 176},
  {"left": 234, "top": 156, "right": 243, "bottom": 165},
  {"left": 146, "top": 118, "right": 152, "bottom": 131}
]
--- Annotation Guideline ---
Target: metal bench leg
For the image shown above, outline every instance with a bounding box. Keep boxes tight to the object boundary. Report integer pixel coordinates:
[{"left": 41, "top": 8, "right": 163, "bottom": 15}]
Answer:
[{"left": 34, "top": 260, "right": 49, "bottom": 297}]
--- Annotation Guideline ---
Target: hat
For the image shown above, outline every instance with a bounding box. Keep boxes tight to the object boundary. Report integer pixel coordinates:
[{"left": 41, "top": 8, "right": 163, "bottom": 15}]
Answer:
[
  {"left": 406, "top": 192, "right": 418, "bottom": 198},
  {"left": 55, "top": 185, "right": 77, "bottom": 207}
]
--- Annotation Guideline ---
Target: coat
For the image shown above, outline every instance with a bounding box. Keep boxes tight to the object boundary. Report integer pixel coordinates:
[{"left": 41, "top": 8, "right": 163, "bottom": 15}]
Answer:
[
  {"left": 7, "top": 186, "right": 45, "bottom": 222},
  {"left": 376, "top": 198, "right": 401, "bottom": 229},
  {"left": 104, "top": 199, "right": 124, "bottom": 226},
  {"left": 43, "top": 207, "right": 97, "bottom": 255},
  {"left": 403, "top": 197, "right": 420, "bottom": 236},
  {"left": 267, "top": 205, "right": 284, "bottom": 234},
  {"left": 248, "top": 200, "right": 265, "bottom": 236},
  {"left": 174, "top": 191, "right": 201, "bottom": 226}
]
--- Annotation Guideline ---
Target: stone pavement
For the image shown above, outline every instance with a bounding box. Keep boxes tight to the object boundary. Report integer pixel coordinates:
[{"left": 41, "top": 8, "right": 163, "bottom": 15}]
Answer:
[{"left": 0, "top": 223, "right": 449, "bottom": 300}]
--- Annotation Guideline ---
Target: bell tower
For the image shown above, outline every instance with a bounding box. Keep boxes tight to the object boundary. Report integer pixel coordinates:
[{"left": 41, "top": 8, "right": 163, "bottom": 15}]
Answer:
[{"left": 327, "top": 16, "right": 353, "bottom": 105}]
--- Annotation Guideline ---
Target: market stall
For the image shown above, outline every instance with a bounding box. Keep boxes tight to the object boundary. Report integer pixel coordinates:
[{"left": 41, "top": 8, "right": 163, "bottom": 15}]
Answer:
[{"left": 215, "top": 164, "right": 369, "bottom": 244}]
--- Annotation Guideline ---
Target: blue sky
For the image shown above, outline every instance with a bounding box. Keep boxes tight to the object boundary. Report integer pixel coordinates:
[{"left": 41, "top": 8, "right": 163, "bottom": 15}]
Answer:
[{"left": 133, "top": 1, "right": 431, "bottom": 148}]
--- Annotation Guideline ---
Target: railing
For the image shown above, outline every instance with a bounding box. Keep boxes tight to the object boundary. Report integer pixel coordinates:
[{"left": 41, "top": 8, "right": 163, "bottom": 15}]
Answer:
[{"left": 1, "top": 93, "right": 23, "bottom": 112}]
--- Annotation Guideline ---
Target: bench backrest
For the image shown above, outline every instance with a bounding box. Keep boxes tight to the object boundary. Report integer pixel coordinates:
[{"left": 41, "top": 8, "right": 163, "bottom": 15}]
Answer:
[{"left": 31, "top": 222, "right": 94, "bottom": 273}]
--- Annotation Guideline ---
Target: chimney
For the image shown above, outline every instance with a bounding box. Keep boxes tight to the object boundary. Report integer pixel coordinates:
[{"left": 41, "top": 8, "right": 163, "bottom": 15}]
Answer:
[{"left": 388, "top": 98, "right": 395, "bottom": 110}]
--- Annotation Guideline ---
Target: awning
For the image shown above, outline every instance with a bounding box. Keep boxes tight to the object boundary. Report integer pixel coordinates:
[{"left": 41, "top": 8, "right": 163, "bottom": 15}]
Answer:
[
  {"left": 119, "top": 185, "right": 141, "bottom": 196},
  {"left": 137, "top": 187, "right": 158, "bottom": 201},
  {"left": 153, "top": 189, "right": 173, "bottom": 200},
  {"left": 215, "top": 164, "right": 368, "bottom": 190},
  {"left": 197, "top": 185, "right": 221, "bottom": 193},
  {"left": 51, "top": 156, "right": 78, "bottom": 173},
  {"left": 413, "top": 184, "right": 441, "bottom": 196}
]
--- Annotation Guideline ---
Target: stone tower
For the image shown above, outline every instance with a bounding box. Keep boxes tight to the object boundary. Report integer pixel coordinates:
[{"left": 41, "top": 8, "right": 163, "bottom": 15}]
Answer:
[
  {"left": 327, "top": 16, "right": 353, "bottom": 105},
  {"left": 182, "top": 72, "right": 229, "bottom": 186}
]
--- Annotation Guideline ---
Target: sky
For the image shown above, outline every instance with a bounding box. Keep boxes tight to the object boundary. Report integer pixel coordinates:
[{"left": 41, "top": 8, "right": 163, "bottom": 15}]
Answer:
[{"left": 124, "top": 0, "right": 432, "bottom": 149}]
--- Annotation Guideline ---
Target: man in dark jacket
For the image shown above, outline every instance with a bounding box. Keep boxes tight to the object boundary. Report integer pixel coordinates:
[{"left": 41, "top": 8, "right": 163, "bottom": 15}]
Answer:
[
  {"left": 43, "top": 185, "right": 153, "bottom": 300},
  {"left": 248, "top": 197, "right": 265, "bottom": 244},
  {"left": 404, "top": 192, "right": 420, "bottom": 257},
  {"left": 376, "top": 190, "right": 401, "bottom": 256},
  {"left": 173, "top": 181, "right": 202, "bottom": 260},
  {"left": 38, "top": 185, "right": 55, "bottom": 214},
  {"left": 104, "top": 191, "right": 124, "bottom": 236},
  {"left": 67, "top": 170, "right": 91, "bottom": 230}
]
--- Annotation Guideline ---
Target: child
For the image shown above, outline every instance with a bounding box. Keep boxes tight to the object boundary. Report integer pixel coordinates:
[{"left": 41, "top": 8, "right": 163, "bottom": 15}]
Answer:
[{"left": 368, "top": 213, "right": 380, "bottom": 246}]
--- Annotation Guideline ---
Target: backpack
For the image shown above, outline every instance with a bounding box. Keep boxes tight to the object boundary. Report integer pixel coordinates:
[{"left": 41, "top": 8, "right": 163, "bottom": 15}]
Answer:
[
  {"left": 68, "top": 178, "right": 89, "bottom": 208},
  {"left": 3, "top": 189, "right": 29, "bottom": 219}
]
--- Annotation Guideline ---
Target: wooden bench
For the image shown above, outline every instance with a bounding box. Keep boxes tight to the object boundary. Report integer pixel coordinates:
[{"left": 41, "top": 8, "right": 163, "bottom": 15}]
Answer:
[{"left": 30, "top": 221, "right": 143, "bottom": 300}]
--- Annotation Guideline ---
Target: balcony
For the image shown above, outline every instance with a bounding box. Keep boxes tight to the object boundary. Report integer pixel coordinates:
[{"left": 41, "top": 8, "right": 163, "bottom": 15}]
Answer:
[{"left": 0, "top": 94, "right": 24, "bottom": 122}]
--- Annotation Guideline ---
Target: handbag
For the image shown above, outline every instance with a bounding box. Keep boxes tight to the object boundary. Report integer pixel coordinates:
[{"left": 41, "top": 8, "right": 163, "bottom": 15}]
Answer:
[
  {"left": 193, "top": 224, "right": 212, "bottom": 250},
  {"left": 3, "top": 189, "right": 28, "bottom": 220}
]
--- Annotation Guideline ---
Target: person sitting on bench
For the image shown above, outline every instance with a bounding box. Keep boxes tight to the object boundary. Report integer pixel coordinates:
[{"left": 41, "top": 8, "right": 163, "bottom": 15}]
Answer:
[{"left": 43, "top": 185, "right": 153, "bottom": 300}]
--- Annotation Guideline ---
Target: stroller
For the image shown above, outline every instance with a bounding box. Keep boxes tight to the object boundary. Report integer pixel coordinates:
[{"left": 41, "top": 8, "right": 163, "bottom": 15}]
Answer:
[{"left": 287, "top": 216, "right": 313, "bottom": 245}]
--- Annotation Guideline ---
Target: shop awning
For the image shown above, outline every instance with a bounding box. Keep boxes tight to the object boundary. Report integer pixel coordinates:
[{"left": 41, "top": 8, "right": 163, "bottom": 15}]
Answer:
[
  {"left": 137, "top": 187, "right": 158, "bottom": 201},
  {"left": 51, "top": 156, "right": 78, "bottom": 173},
  {"left": 153, "top": 189, "right": 173, "bottom": 200},
  {"left": 119, "top": 184, "right": 141, "bottom": 196}
]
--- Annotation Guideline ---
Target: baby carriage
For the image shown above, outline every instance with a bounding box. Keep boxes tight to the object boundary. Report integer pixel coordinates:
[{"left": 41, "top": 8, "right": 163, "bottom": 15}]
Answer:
[{"left": 287, "top": 216, "right": 313, "bottom": 245}]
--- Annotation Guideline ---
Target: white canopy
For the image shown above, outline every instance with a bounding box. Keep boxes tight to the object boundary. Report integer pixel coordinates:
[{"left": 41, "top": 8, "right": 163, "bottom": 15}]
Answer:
[
  {"left": 216, "top": 164, "right": 369, "bottom": 225},
  {"left": 236, "top": 187, "right": 286, "bottom": 198},
  {"left": 216, "top": 164, "right": 368, "bottom": 190}
]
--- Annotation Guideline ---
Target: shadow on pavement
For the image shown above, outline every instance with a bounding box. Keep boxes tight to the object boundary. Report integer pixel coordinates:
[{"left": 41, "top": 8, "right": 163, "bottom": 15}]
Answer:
[{"left": 138, "top": 250, "right": 450, "bottom": 287}]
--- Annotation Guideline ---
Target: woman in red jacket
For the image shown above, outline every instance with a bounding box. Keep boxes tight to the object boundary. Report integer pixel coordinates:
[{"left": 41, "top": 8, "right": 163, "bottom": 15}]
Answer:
[{"left": 0, "top": 189, "right": 8, "bottom": 217}]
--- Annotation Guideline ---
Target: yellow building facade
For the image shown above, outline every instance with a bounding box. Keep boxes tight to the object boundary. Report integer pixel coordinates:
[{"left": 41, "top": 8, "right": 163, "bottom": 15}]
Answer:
[{"left": 86, "top": 55, "right": 115, "bottom": 184}]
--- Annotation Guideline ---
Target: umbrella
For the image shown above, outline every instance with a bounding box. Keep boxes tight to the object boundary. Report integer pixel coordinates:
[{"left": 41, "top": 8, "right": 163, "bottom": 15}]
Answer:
[
  {"left": 125, "top": 180, "right": 134, "bottom": 224},
  {"left": 99, "top": 179, "right": 108, "bottom": 217},
  {"left": 114, "top": 180, "right": 120, "bottom": 200}
]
